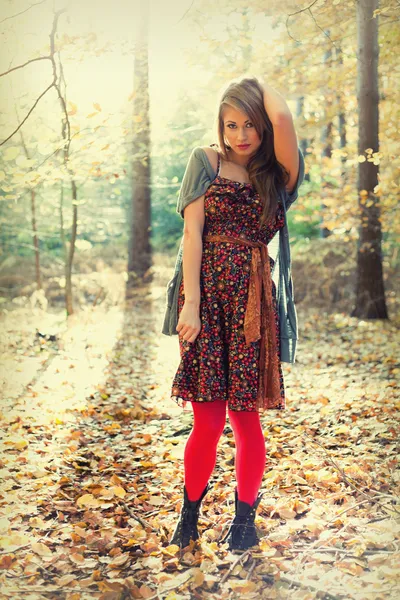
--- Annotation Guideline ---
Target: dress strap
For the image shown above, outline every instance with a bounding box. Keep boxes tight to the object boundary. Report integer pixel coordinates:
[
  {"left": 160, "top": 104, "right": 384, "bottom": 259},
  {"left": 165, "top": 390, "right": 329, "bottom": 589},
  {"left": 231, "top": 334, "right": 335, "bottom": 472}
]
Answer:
[{"left": 209, "top": 144, "right": 221, "bottom": 177}]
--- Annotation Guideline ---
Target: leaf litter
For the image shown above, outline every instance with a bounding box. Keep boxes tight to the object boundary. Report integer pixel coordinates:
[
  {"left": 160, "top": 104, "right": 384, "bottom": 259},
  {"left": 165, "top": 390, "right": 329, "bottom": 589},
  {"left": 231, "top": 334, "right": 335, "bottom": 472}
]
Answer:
[{"left": 0, "top": 294, "right": 399, "bottom": 600}]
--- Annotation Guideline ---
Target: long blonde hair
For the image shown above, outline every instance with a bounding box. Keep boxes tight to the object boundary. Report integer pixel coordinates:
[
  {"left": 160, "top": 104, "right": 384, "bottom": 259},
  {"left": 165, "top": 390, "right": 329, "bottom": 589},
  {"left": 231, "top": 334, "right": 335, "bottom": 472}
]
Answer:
[{"left": 213, "top": 76, "right": 290, "bottom": 228}]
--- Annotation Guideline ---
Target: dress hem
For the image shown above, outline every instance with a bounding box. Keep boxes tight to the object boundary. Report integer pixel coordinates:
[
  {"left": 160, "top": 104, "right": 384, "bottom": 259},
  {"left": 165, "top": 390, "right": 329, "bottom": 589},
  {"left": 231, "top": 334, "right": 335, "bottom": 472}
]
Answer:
[{"left": 171, "top": 392, "right": 285, "bottom": 413}]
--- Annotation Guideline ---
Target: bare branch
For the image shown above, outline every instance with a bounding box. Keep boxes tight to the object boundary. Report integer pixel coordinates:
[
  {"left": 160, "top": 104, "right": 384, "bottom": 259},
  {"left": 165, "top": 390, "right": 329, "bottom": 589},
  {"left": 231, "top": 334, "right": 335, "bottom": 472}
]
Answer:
[
  {"left": 284, "top": 0, "right": 366, "bottom": 65},
  {"left": 55, "top": 51, "right": 72, "bottom": 158},
  {"left": 0, "top": 0, "right": 49, "bottom": 26},
  {"left": 0, "top": 56, "right": 51, "bottom": 78},
  {"left": 175, "top": 0, "right": 195, "bottom": 24},
  {"left": 288, "top": 0, "right": 321, "bottom": 18},
  {"left": 0, "top": 7, "right": 66, "bottom": 146},
  {"left": 1, "top": 82, "right": 55, "bottom": 146}
]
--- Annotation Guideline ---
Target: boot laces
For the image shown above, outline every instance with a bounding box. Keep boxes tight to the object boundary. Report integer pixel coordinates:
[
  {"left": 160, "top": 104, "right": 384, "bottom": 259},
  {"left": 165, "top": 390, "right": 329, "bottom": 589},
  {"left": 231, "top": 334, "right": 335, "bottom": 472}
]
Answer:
[
  {"left": 221, "top": 508, "right": 258, "bottom": 546},
  {"left": 182, "top": 506, "right": 199, "bottom": 526},
  {"left": 175, "top": 507, "right": 199, "bottom": 547}
]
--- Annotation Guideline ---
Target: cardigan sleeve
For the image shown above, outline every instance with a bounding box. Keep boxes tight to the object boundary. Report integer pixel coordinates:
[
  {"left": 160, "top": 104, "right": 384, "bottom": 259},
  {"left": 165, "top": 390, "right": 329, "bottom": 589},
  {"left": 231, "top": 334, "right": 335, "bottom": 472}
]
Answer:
[
  {"left": 176, "top": 147, "right": 213, "bottom": 219},
  {"left": 285, "top": 147, "right": 305, "bottom": 211}
]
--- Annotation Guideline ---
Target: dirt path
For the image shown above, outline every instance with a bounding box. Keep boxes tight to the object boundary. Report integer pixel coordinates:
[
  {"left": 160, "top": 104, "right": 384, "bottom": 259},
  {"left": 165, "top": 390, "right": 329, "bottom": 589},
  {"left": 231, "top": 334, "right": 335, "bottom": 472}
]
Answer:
[{"left": 0, "top": 292, "right": 399, "bottom": 599}]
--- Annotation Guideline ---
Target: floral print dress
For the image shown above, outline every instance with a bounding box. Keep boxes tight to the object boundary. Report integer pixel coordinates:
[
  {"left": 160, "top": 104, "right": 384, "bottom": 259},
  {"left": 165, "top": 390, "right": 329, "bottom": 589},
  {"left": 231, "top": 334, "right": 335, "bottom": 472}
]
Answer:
[{"left": 171, "top": 159, "right": 286, "bottom": 412}]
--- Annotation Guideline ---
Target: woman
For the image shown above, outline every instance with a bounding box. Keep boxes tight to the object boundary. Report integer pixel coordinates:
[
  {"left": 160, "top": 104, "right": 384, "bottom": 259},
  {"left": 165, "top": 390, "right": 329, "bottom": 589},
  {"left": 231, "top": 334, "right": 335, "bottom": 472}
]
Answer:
[{"left": 167, "top": 76, "right": 305, "bottom": 554}]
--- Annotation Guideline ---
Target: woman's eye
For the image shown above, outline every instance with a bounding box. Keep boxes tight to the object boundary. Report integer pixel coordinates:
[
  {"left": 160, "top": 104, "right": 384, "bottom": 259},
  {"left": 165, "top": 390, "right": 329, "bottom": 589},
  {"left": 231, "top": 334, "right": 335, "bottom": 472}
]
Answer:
[{"left": 227, "top": 123, "right": 253, "bottom": 129}]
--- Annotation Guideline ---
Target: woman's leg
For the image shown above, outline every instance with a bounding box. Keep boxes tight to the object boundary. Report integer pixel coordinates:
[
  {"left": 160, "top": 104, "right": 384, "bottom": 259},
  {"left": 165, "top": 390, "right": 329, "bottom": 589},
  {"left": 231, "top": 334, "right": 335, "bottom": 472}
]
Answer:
[
  {"left": 184, "top": 401, "right": 227, "bottom": 501},
  {"left": 228, "top": 409, "right": 266, "bottom": 505}
]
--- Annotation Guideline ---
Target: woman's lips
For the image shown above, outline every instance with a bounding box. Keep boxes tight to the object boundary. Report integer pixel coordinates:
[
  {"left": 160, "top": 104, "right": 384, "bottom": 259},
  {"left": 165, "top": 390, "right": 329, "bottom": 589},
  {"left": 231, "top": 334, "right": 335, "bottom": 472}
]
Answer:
[{"left": 237, "top": 144, "right": 250, "bottom": 149}]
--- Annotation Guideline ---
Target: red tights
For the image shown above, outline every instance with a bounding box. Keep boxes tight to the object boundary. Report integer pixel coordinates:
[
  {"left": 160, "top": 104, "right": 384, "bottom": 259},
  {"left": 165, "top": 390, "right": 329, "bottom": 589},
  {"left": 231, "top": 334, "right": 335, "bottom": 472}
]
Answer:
[{"left": 184, "top": 401, "right": 266, "bottom": 505}]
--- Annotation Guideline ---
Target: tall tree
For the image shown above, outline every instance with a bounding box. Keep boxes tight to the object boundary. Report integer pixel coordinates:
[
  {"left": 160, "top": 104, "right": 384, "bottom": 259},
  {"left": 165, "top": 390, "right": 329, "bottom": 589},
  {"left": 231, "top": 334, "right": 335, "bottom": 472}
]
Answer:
[
  {"left": 336, "top": 44, "right": 347, "bottom": 181},
  {"left": 55, "top": 52, "right": 79, "bottom": 316},
  {"left": 17, "top": 126, "right": 42, "bottom": 291},
  {"left": 352, "top": 0, "right": 388, "bottom": 319},
  {"left": 320, "top": 31, "right": 333, "bottom": 239},
  {"left": 128, "top": 0, "right": 151, "bottom": 287}
]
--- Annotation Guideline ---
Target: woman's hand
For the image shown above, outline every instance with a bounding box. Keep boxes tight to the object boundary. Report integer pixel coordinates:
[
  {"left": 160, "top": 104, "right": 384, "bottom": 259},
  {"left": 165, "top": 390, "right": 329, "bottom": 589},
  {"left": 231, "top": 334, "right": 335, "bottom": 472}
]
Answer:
[{"left": 176, "top": 301, "right": 201, "bottom": 343}]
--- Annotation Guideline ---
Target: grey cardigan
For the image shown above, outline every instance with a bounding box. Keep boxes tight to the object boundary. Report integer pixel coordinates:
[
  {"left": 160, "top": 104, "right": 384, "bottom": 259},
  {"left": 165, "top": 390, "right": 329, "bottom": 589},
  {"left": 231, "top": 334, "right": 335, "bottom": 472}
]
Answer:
[{"left": 161, "top": 146, "right": 305, "bottom": 363}]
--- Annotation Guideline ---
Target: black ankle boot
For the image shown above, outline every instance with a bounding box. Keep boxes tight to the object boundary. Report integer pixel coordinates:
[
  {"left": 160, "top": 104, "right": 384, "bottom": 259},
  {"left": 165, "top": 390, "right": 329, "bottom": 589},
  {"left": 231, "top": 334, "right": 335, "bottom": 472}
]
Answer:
[
  {"left": 220, "top": 487, "right": 265, "bottom": 553},
  {"left": 169, "top": 483, "right": 210, "bottom": 549}
]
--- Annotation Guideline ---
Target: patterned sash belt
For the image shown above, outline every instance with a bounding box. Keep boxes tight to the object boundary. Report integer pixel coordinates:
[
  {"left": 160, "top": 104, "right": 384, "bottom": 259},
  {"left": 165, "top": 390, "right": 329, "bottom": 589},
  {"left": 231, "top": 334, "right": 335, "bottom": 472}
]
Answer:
[{"left": 203, "top": 233, "right": 281, "bottom": 411}]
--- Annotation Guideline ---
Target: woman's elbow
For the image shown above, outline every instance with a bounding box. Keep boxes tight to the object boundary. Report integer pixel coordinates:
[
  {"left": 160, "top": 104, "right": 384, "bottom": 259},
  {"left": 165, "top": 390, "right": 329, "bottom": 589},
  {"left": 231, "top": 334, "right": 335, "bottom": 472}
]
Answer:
[{"left": 183, "top": 195, "right": 205, "bottom": 237}]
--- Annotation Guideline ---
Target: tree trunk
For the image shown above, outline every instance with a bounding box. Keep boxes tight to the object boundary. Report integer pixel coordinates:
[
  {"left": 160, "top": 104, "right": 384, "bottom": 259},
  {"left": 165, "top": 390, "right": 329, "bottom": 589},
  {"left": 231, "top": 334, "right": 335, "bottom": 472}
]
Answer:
[
  {"left": 296, "top": 95, "right": 309, "bottom": 182},
  {"left": 64, "top": 180, "right": 78, "bottom": 315},
  {"left": 241, "top": 8, "right": 253, "bottom": 69},
  {"left": 60, "top": 184, "right": 68, "bottom": 308},
  {"left": 320, "top": 33, "right": 333, "bottom": 239},
  {"left": 352, "top": 0, "right": 388, "bottom": 319},
  {"left": 336, "top": 45, "right": 347, "bottom": 181},
  {"left": 30, "top": 188, "right": 42, "bottom": 290},
  {"left": 19, "top": 128, "right": 43, "bottom": 290},
  {"left": 128, "top": 0, "right": 152, "bottom": 287}
]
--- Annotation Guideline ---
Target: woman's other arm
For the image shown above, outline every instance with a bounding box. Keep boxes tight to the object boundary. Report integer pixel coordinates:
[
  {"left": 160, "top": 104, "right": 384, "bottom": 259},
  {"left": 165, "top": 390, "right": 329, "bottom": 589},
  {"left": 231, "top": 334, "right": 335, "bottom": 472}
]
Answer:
[
  {"left": 177, "top": 194, "right": 205, "bottom": 343},
  {"left": 262, "top": 83, "right": 299, "bottom": 193}
]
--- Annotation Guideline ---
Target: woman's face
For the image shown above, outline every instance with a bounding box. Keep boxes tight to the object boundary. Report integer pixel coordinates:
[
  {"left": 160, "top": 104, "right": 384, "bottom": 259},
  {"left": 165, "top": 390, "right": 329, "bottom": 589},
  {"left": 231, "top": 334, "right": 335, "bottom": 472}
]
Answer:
[{"left": 222, "top": 106, "right": 262, "bottom": 162}]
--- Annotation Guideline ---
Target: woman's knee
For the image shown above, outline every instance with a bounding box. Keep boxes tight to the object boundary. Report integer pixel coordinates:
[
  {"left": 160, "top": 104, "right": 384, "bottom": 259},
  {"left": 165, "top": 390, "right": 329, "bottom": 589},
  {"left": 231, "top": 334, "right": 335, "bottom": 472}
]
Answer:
[
  {"left": 228, "top": 409, "right": 264, "bottom": 440},
  {"left": 192, "top": 401, "right": 227, "bottom": 441}
]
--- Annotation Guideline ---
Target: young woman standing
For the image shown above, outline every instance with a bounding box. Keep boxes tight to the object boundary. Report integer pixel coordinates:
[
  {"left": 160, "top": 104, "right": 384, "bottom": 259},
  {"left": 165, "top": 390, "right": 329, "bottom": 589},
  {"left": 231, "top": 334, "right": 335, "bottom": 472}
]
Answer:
[{"left": 167, "top": 76, "right": 305, "bottom": 553}]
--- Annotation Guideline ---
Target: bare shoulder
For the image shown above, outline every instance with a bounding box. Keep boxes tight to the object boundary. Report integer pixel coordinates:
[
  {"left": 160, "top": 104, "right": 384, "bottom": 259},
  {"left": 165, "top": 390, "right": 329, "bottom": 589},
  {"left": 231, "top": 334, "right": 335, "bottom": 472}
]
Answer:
[{"left": 199, "top": 145, "right": 219, "bottom": 173}]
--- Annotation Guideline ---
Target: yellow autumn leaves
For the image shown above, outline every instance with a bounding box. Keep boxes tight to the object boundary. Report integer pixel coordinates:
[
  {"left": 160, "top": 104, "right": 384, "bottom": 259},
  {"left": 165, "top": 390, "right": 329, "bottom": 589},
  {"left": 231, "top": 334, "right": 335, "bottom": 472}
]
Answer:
[{"left": 76, "top": 485, "right": 127, "bottom": 508}]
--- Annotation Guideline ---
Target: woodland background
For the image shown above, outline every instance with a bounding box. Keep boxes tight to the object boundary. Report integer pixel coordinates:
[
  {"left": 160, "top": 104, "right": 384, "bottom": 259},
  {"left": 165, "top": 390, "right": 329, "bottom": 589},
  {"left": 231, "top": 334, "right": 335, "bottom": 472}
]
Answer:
[{"left": 0, "top": 0, "right": 399, "bottom": 599}]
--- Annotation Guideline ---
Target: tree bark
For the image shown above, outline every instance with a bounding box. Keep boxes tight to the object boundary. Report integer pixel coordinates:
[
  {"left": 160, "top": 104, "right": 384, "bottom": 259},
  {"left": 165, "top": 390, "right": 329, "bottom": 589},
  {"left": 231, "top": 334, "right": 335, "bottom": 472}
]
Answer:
[
  {"left": 336, "top": 45, "right": 347, "bottom": 181},
  {"left": 320, "top": 33, "right": 333, "bottom": 239},
  {"left": 352, "top": 0, "right": 388, "bottom": 319},
  {"left": 128, "top": 0, "right": 152, "bottom": 287},
  {"left": 30, "top": 188, "right": 42, "bottom": 290},
  {"left": 64, "top": 180, "right": 77, "bottom": 315}
]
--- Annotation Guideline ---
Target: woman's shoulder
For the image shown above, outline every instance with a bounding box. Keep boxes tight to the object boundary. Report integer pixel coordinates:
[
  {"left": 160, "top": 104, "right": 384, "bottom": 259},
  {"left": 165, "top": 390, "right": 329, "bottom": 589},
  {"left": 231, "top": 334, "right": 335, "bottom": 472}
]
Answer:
[{"left": 196, "top": 145, "right": 220, "bottom": 174}]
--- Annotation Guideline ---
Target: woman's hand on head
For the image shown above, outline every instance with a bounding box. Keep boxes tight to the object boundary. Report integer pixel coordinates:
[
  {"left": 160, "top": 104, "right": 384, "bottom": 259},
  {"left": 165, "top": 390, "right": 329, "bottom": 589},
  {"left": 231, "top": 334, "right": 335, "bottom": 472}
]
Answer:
[{"left": 176, "top": 302, "right": 201, "bottom": 343}]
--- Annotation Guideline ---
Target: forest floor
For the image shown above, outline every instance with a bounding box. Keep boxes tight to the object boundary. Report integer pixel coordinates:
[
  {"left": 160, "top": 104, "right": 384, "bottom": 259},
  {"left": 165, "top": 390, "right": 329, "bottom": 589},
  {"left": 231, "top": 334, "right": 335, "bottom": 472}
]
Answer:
[{"left": 0, "top": 246, "right": 400, "bottom": 600}]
